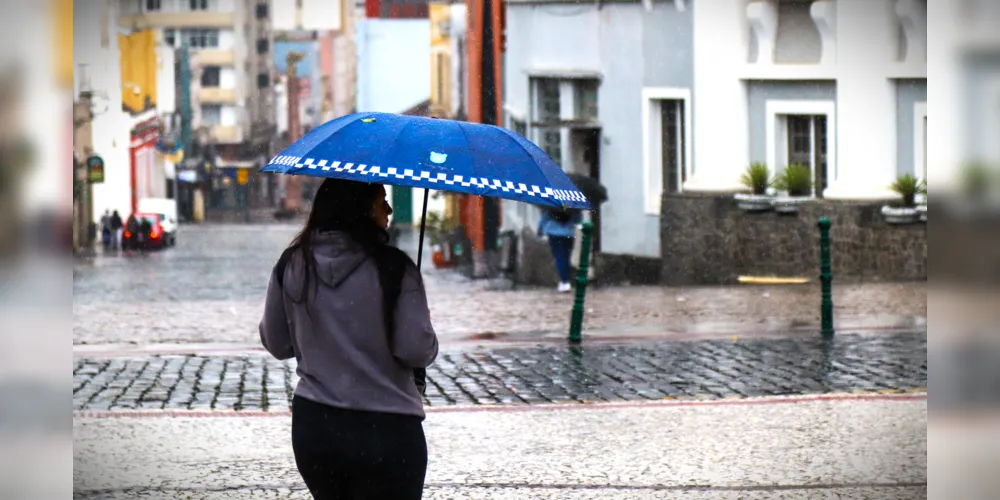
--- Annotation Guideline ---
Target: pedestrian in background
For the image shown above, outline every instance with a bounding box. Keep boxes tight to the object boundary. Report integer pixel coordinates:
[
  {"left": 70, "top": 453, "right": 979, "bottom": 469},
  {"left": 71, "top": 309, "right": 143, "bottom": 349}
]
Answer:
[
  {"left": 260, "top": 177, "right": 438, "bottom": 499},
  {"left": 109, "top": 210, "right": 123, "bottom": 250},
  {"left": 538, "top": 207, "right": 583, "bottom": 292},
  {"left": 100, "top": 210, "right": 112, "bottom": 250}
]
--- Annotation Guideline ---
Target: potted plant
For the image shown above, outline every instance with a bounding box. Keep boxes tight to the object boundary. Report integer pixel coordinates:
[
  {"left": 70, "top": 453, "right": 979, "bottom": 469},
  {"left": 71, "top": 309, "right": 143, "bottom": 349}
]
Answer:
[
  {"left": 881, "top": 174, "right": 926, "bottom": 224},
  {"left": 771, "top": 163, "right": 813, "bottom": 213},
  {"left": 423, "top": 211, "right": 456, "bottom": 268},
  {"left": 734, "top": 162, "right": 774, "bottom": 211}
]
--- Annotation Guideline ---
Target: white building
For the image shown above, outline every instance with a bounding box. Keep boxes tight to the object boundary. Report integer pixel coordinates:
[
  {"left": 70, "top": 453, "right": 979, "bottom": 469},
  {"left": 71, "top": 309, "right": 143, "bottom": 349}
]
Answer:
[
  {"left": 501, "top": 0, "right": 927, "bottom": 280},
  {"left": 689, "top": 0, "right": 927, "bottom": 203},
  {"left": 75, "top": 0, "right": 133, "bottom": 221},
  {"left": 355, "top": 17, "right": 444, "bottom": 225},
  {"left": 119, "top": 0, "right": 278, "bottom": 193}
]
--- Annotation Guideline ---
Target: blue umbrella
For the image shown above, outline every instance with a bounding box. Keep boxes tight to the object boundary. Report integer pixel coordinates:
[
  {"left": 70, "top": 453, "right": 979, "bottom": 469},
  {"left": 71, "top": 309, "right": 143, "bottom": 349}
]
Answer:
[{"left": 261, "top": 112, "right": 591, "bottom": 265}]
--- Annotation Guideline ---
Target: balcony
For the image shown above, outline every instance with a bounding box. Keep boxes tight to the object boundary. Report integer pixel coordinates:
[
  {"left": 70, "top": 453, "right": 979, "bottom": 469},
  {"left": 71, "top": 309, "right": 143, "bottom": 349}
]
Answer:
[
  {"left": 199, "top": 87, "right": 237, "bottom": 104},
  {"left": 212, "top": 125, "right": 243, "bottom": 144},
  {"left": 197, "top": 49, "right": 235, "bottom": 66},
  {"left": 119, "top": 12, "right": 235, "bottom": 29}
]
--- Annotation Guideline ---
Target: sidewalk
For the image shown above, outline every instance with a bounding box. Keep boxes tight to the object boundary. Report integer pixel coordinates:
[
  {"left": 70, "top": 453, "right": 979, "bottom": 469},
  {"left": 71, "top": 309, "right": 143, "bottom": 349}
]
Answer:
[
  {"left": 73, "top": 394, "right": 927, "bottom": 499},
  {"left": 73, "top": 331, "right": 926, "bottom": 412}
]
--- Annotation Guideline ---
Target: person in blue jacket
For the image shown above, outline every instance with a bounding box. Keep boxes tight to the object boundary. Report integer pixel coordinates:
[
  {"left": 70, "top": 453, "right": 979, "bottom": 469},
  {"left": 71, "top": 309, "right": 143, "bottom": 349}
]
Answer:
[{"left": 537, "top": 207, "right": 583, "bottom": 292}]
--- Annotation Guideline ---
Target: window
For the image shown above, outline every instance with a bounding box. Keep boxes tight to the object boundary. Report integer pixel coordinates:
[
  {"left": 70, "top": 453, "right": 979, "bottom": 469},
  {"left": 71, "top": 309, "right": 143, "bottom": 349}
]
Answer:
[
  {"left": 201, "top": 104, "right": 222, "bottom": 125},
  {"left": 189, "top": 0, "right": 209, "bottom": 10},
  {"left": 642, "top": 88, "right": 691, "bottom": 214},
  {"left": 539, "top": 129, "right": 562, "bottom": 165},
  {"left": 201, "top": 66, "right": 221, "bottom": 87},
  {"left": 145, "top": 0, "right": 161, "bottom": 11},
  {"left": 575, "top": 80, "right": 599, "bottom": 121},
  {"left": 256, "top": 38, "right": 269, "bottom": 54},
  {"left": 164, "top": 28, "right": 176, "bottom": 47},
  {"left": 257, "top": 73, "right": 270, "bottom": 88},
  {"left": 660, "top": 99, "right": 686, "bottom": 194},
  {"left": 181, "top": 29, "right": 219, "bottom": 48},
  {"left": 785, "top": 115, "right": 828, "bottom": 197},
  {"left": 256, "top": 3, "right": 268, "bottom": 19},
  {"left": 535, "top": 79, "right": 560, "bottom": 124},
  {"left": 510, "top": 118, "right": 527, "bottom": 138}
]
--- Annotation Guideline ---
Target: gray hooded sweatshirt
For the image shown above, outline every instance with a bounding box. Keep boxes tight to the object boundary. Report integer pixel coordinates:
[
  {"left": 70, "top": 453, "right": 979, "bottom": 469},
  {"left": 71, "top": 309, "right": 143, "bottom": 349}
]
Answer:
[{"left": 259, "top": 231, "right": 438, "bottom": 418}]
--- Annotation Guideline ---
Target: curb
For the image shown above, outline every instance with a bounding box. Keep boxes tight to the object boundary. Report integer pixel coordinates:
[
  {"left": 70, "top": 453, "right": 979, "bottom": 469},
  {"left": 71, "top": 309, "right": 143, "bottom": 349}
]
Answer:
[{"left": 74, "top": 390, "right": 927, "bottom": 419}]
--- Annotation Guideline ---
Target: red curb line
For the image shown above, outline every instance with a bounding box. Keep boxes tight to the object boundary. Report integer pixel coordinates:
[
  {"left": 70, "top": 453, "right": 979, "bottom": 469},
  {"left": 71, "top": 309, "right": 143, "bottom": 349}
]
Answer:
[{"left": 74, "top": 392, "right": 926, "bottom": 419}]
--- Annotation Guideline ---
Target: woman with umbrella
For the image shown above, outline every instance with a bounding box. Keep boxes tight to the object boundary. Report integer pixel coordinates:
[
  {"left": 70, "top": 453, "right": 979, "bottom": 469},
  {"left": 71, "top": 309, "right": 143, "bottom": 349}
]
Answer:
[
  {"left": 259, "top": 177, "right": 438, "bottom": 498},
  {"left": 258, "top": 112, "right": 590, "bottom": 497}
]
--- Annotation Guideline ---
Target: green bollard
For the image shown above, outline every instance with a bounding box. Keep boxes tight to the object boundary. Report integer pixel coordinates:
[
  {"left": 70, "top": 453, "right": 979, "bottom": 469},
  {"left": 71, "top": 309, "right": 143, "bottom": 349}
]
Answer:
[
  {"left": 568, "top": 221, "right": 594, "bottom": 344},
  {"left": 818, "top": 217, "right": 834, "bottom": 338}
]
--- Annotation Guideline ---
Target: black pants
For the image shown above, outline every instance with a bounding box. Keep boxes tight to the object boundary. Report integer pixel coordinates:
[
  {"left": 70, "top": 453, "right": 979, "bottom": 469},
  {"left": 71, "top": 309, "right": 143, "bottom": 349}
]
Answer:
[{"left": 292, "top": 396, "right": 428, "bottom": 499}]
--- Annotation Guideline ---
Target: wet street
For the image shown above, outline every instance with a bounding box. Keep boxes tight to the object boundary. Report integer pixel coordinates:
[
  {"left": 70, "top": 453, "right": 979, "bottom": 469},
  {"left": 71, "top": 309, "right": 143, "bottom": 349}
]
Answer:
[
  {"left": 73, "top": 223, "right": 928, "bottom": 498},
  {"left": 73, "top": 223, "right": 927, "bottom": 348}
]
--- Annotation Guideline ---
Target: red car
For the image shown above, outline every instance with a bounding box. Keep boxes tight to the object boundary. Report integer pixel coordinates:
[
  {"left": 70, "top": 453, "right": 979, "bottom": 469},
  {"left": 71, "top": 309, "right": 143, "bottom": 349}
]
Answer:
[{"left": 122, "top": 213, "right": 168, "bottom": 250}]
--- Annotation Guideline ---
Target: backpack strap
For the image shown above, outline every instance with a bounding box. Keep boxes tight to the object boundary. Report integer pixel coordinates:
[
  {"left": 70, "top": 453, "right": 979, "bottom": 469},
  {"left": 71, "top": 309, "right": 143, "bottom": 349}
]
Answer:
[{"left": 274, "top": 246, "right": 297, "bottom": 289}]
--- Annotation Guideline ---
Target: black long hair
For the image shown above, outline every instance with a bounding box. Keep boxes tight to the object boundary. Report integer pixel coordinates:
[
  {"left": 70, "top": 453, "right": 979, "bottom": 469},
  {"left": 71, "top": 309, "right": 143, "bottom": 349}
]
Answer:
[{"left": 279, "top": 177, "right": 412, "bottom": 338}]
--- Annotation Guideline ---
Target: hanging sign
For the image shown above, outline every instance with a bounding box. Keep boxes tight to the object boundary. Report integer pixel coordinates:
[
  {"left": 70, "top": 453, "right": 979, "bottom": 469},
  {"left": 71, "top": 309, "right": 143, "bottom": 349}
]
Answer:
[
  {"left": 86, "top": 155, "right": 105, "bottom": 184},
  {"left": 236, "top": 168, "right": 249, "bottom": 185}
]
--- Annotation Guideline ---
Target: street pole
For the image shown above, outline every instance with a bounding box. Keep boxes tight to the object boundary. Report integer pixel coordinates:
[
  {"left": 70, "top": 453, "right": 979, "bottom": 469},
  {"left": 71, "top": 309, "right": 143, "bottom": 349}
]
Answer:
[
  {"left": 818, "top": 217, "right": 834, "bottom": 338},
  {"left": 568, "top": 221, "right": 594, "bottom": 344}
]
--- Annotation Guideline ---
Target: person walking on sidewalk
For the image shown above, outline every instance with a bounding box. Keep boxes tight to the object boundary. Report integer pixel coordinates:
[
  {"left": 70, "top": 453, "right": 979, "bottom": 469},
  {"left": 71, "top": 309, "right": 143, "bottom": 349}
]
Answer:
[
  {"left": 99, "top": 210, "right": 112, "bottom": 250},
  {"left": 538, "top": 207, "right": 582, "bottom": 292},
  {"left": 109, "top": 210, "right": 123, "bottom": 250},
  {"left": 260, "top": 177, "right": 439, "bottom": 500}
]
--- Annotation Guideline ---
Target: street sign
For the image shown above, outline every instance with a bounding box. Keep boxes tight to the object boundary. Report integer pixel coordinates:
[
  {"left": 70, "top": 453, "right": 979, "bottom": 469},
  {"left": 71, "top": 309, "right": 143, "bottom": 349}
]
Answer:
[
  {"left": 86, "top": 155, "right": 105, "bottom": 183},
  {"left": 237, "top": 168, "right": 249, "bottom": 185}
]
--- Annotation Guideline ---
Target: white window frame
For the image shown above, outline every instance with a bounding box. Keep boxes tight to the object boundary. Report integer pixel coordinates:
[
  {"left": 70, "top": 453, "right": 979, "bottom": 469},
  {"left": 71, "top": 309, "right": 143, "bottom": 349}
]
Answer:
[
  {"left": 642, "top": 87, "right": 693, "bottom": 215},
  {"left": 913, "top": 101, "right": 926, "bottom": 181},
  {"left": 765, "top": 99, "right": 837, "bottom": 198}
]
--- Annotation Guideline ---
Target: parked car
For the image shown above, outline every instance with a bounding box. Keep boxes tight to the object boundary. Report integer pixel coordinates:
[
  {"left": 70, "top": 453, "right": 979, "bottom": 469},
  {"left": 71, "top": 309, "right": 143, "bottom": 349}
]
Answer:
[
  {"left": 137, "top": 198, "right": 178, "bottom": 246},
  {"left": 122, "top": 213, "right": 168, "bottom": 251}
]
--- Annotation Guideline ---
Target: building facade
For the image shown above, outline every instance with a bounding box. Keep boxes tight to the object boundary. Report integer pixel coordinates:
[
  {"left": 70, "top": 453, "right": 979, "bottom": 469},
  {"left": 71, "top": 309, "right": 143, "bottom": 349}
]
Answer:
[
  {"left": 119, "top": 0, "right": 278, "bottom": 212},
  {"left": 77, "top": 0, "right": 133, "bottom": 224},
  {"left": 500, "top": 0, "right": 927, "bottom": 285},
  {"left": 503, "top": 0, "right": 693, "bottom": 264}
]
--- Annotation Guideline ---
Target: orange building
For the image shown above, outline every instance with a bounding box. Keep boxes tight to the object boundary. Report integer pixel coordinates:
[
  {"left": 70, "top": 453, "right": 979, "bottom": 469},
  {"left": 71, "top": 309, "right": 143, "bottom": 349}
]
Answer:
[{"left": 460, "top": 0, "right": 504, "bottom": 274}]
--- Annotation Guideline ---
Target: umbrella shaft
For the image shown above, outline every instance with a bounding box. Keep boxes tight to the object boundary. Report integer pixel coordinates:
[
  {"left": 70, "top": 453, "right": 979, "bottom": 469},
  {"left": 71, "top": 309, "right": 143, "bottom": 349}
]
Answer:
[{"left": 416, "top": 189, "right": 430, "bottom": 269}]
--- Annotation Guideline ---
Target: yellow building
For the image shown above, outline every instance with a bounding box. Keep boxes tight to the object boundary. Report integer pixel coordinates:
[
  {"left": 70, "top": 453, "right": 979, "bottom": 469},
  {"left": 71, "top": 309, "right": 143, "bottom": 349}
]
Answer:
[
  {"left": 56, "top": 0, "right": 73, "bottom": 89},
  {"left": 429, "top": 2, "right": 453, "bottom": 119},
  {"left": 429, "top": 2, "right": 462, "bottom": 226},
  {"left": 118, "top": 30, "right": 158, "bottom": 114}
]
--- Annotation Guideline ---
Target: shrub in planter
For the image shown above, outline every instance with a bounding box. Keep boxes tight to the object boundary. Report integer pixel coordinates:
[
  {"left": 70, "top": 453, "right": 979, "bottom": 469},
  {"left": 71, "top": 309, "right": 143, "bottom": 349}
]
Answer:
[
  {"left": 891, "top": 173, "right": 926, "bottom": 207},
  {"left": 774, "top": 163, "right": 813, "bottom": 197},
  {"left": 882, "top": 174, "right": 926, "bottom": 224},
  {"left": 740, "top": 162, "right": 771, "bottom": 195},
  {"left": 734, "top": 162, "right": 774, "bottom": 211}
]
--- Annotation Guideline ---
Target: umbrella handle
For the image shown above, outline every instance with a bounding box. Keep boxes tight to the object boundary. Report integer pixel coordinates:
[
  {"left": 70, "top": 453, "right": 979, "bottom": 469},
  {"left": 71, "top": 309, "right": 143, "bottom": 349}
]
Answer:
[{"left": 416, "top": 189, "right": 430, "bottom": 270}]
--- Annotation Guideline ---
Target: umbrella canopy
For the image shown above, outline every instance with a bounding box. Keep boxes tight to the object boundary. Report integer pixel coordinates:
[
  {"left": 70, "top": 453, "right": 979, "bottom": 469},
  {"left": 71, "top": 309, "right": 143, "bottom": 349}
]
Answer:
[{"left": 261, "top": 112, "right": 591, "bottom": 210}]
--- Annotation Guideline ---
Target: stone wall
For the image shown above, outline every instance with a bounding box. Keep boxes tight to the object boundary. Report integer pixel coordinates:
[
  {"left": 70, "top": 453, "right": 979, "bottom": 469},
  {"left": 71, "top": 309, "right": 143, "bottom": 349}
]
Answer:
[{"left": 660, "top": 194, "right": 927, "bottom": 285}]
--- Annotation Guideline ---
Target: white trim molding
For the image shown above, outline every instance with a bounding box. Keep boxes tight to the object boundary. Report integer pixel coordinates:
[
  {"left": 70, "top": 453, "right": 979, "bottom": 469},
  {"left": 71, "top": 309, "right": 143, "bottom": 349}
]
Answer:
[
  {"left": 913, "top": 101, "right": 927, "bottom": 181},
  {"left": 810, "top": 0, "right": 837, "bottom": 65},
  {"left": 641, "top": 87, "right": 693, "bottom": 215},
  {"left": 765, "top": 99, "right": 837, "bottom": 197},
  {"left": 746, "top": 0, "right": 778, "bottom": 64}
]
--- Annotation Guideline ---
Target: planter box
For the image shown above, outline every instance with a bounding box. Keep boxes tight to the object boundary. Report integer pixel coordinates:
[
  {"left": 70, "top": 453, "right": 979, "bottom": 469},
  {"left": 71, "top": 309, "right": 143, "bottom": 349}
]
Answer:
[
  {"left": 916, "top": 204, "right": 927, "bottom": 222},
  {"left": 733, "top": 193, "right": 774, "bottom": 212},
  {"left": 881, "top": 205, "right": 921, "bottom": 224},
  {"left": 771, "top": 196, "right": 811, "bottom": 214}
]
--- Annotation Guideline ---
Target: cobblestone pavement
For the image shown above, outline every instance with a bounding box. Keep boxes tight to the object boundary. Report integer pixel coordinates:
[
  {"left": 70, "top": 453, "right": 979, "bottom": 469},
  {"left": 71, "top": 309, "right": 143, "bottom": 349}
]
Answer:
[
  {"left": 73, "top": 396, "right": 927, "bottom": 499},
  {"left": 73, "top": 331, "right": 926, "bottom": 412},
  {"left": 73, "top": 224, "right": 926, "bottom": 347}
]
